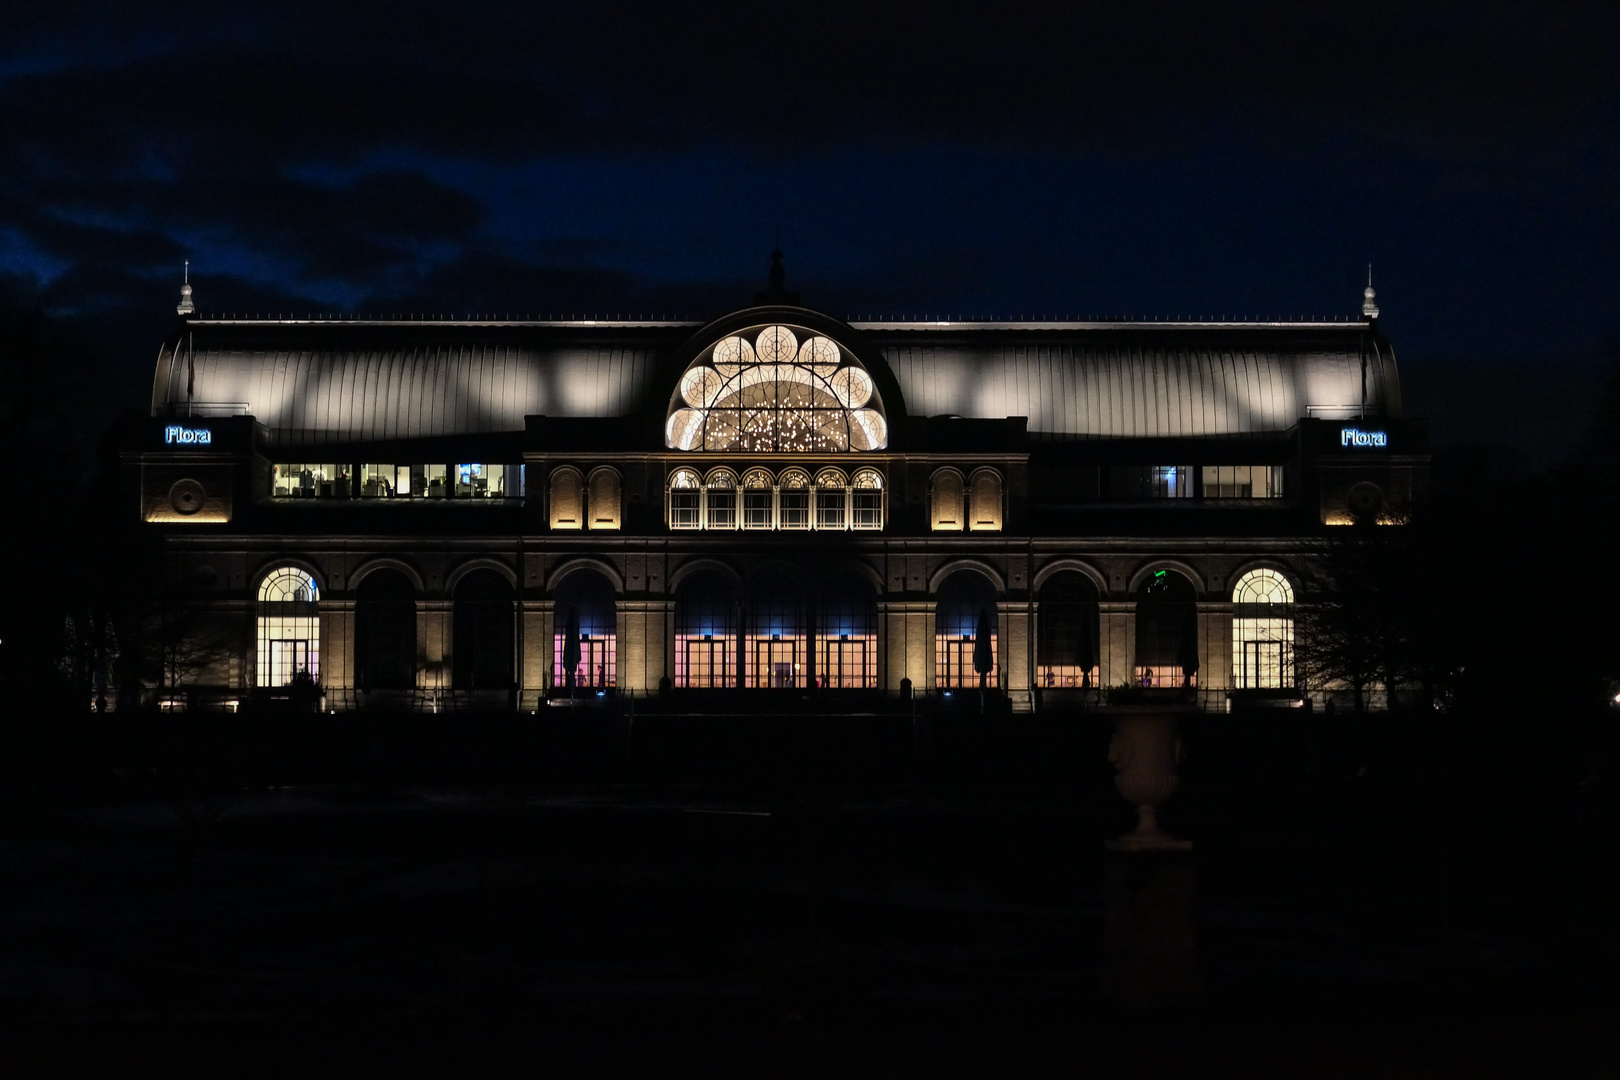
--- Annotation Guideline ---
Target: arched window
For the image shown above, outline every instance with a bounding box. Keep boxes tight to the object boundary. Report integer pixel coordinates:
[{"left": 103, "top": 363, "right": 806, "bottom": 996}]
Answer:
[
  {"left": 1038, "top": 571, "right": 1100, "bottom": 689},
  {"left": 665, "top": 325, "right": 887, "bottom": 451},
  {"left": 935, "top": 570, "right": 998, "bottom": 690},
  {"left": 1232, "top": 569, "right": 1295, "bottom": 689},
  {"left": 553, "top": 568, "right": 617, "bottom": 691},
  {"left": 818, "top": 576, "right": 878, "bottom": 688},
  {"left": 814, "top": 468, "right": 848, "bottom": 530},
  {"left": 668, "top": 468, "right": 701, "bottom": 529},
  {"left": 969, "top": 469, "right": 1003, "bottom": 532},
  {"left": 675, "top": 572, "right": 738, "bottom": 688},
  {"left": 777, "top": 469, "right": 811, "bottom": 530},
  {"left": 587, "top": 468, "right": 621, "bottom": 531},
  {"left": 931, "top": 469, "right": 965, "bottom": 531},
  {"left": 356, "top": 569, "right": 416, "bottom": 690},
  {"left": 257, "top": 567, "right": 319, "bottom": 687},
  {"left": 453, "top": 570, "right": 514, "bottom": 690},
  {"left": 851, "top": 469, "right": 883, "bottom": 530},
  {"left": 705, "top": 468, "right": 738, "bottom": 530},
  {"left": 745, "top": 578, "right": 806, "bottom": 688},
  {"left": 1135, "top": 570, "right": 1198, "bottom": 688},
  {"left": 549, "top": 467, "right": 584, "bottom": 530},
  {"left": 742, "top": 468, "right": 775, "bottom": 530}
]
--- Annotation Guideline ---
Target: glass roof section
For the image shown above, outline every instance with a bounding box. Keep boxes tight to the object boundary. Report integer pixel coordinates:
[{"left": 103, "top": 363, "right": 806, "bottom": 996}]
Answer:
[{"left": 665, "top": 324, "right": 887, "bottom": 451}]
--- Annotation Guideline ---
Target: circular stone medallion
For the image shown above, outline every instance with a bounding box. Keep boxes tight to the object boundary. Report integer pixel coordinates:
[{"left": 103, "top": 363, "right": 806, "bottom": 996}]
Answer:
[{"left": 169, "top": 479, "right": 207, "bottom": 515}]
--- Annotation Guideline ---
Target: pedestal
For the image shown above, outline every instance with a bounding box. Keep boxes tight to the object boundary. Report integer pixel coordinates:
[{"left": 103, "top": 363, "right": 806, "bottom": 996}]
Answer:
[{"left": 1103, "top": 848, "right": 1199, "bottom": 1009}]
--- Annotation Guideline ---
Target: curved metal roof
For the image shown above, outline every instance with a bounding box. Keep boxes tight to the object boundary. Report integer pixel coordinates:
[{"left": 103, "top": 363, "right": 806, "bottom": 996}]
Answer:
[{"left": 152, "top": 315, "right": 1400, "bottom": 445}]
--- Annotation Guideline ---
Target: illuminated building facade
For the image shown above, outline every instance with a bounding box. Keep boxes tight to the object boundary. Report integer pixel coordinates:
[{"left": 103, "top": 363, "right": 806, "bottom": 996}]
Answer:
[{"left": 123, "top": 265, "right": 1425, "bottom": 712}]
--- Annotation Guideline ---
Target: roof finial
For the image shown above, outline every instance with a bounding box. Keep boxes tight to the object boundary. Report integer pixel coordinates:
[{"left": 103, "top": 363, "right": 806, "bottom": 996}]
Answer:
[
  {"left": 1361, "top": 263, "right": 1379, "bottom": 320},
  {"left": 754, "top": 244, "right": 801, "bottom": 305},
  {"left": 176, "top": 260, "right": 195, "bottom": 316}
]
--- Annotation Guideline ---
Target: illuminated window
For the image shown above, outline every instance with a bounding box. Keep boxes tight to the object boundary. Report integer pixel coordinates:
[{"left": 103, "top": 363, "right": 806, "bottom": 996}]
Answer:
[
  {"left": 553, "top": 568, "right": 617, "bottom": 691},
  {"left": 256, "top": 567, "right": 319, "bottom": 687},
  {"left": 705, "top": 468, "right": 738, "bottom": 530},
  {"left": 1135, "top": 570, "right": 1198, "bottom": 687},
  {"left": 935, "top": 571, "right": 998, "bottom": 690},
  {"left": 1038, "top": 571, "right": 1099, "bottom": 689},
  {"left": 457, "top": 463, "right": 514, "bottom": 499},
  {"left": 778, "top": 469, "right": 811, "bottom": 530},
  {"left": 550, "top": 467, "right": 584, "bottom": 529},
  {"left": 665, "top": 325, "right": 887, "bottom": 452},
  {"left": 930, "top": 469, "right": 964, "bottom": 531},
  {"left": 969, "top": 469, "right": 1003, "bottom": 531},
  {"left": 851, "top": 469, "right": 883, "bottom": 530},
  {"left": 1232, "top": 569, "right": 1294, "bottom": 689},
  {"left": 668, "top": 468, "right": 701, "bottom": 529},
  {"left": 1109, "top": 466, "right": 1193, "bottom": 499},
  {"left": 358, "top": 464, "right": 411, "bottom": 498},
  {"left": 814, "top": 468, "right": 848, "bottom": 530},
  {"left": 271, "top": 463, "right": 349, "bottom": 498},
  {"left": 745, "top": 582, "right": 806, "bottom": 688},
  {"left": 817, "top": 577, "right": 878, "bottom": 688},
  {"left": 675, "top": 572, "right": 737, "bottom": 688},
  {"left": 587, "top": 468, "right": 621, "bottom": 530},
  {"left": 742, "top": 468, "right": 775, "bottom": 529},
  {"left": 1203, "top": 465, "right": 1285, "bottom": 498}
]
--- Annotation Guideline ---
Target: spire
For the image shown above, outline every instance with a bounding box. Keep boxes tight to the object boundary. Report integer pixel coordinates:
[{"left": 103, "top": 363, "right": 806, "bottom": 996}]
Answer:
[
  {"left": 754, "top": 247, "right": 801, "bottom": 305},
  {"left": 176, "top": 261, "right": 195, "bottom": 316},
  {"left": 1361, "top": 264, "right": 1379, "bottom": 320}
]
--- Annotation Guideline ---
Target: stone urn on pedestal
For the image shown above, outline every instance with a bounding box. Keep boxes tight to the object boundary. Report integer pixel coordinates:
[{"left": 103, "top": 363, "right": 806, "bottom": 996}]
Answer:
[{"left": 1106, "top": 707, "right": 1193, "bottom": 851}]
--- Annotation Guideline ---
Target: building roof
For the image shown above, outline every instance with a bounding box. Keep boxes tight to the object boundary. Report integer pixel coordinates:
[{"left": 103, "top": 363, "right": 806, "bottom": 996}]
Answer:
[{"left": 151, "top": 312, "right": 1400, "bottom": 447}]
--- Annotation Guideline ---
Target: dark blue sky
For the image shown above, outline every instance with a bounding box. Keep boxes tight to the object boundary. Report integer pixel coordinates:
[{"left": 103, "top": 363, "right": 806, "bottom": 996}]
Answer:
[{"left": 3, "top": 2, "right": 1617, "bottom": 448}]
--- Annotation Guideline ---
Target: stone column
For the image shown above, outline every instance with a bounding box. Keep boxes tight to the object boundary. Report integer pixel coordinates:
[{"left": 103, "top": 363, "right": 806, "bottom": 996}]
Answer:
[
  {"left": 319, "top": 599, "right": 355, "bottom": 699},
  {"left": 879, "top": 600, "right": 933, "bottom": 693},
  {"left": 616, "top": 598, "right": 671, "bottom": 695},
  {"left": 1100, "top": 602, "right": 1134, "bottom": 689},
  {"left": 999, "top": 599, "right": 1033, "bottom": 712},
  {"left": 519, "top": 597, "right": 552, "bottom": 710},
  {"left": 418, "top": 599, "right": 452, "bottom": 694}
]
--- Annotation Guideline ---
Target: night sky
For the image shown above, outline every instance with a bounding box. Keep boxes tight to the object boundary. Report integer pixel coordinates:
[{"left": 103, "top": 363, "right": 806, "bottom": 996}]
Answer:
[{"left": 4, "top": 3, "right": 1617, "bottom": 454}]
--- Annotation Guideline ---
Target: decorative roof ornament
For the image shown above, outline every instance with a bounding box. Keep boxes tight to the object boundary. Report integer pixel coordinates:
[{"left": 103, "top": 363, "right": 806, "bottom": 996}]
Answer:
[
  {"left": 753, "top": 247, "right": 802, "bottom": 305},
  {"left": 176, "top": 260, "right": 195, "bottom": 316},
  {"left": 1361, "top": 264, "right": 1379, "bottom": 320}
]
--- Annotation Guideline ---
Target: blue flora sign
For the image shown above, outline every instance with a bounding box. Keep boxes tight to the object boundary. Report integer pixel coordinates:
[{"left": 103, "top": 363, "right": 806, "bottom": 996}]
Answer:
[
  {"left": 1340, "top": 426, "right": 1388, "bottom": 448},
  {"left": 164, "top": 425, "right": 213, "bottom": 445}
]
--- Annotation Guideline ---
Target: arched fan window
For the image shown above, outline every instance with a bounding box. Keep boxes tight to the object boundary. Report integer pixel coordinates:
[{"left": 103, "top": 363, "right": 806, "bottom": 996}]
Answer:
[
  {"left": 665, "top": 324, "right": 887, "bottom": 452},
  {"left": 257, "top": 567, "right": 319, "bottom": 688},
  {"left": 705, "top": 468, "right": 738, "bottom": 530},
  {"left": 1232, "top": 569, "right": 1295, "bottom": 690},
  {"left": 668, "top": 468, "right": 701, "bottom": 529},
  {"left": 814, "top": 467, "right": 848, "bottom": 530}
]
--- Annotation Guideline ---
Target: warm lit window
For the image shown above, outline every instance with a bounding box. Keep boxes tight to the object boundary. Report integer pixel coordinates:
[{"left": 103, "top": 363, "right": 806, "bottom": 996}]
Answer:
[
  {"left": 930, "top": 469, "right": 964, "bottom": 531},
  {"left": 587, "top": 468, "right": 622, "bottom": 530},
  {"left": 257, "top": 567, "right": 319, "bottom": 687},
  {"left": 358, "top": 464, "right": 411, "bottom": 498},
  {"left": 1203, "top": 465, "right": 1285, "bottom": 498},
  {"left": 742, "top": 468, "right": 775, "bottom": 529},
  {"left": 851, "top": 469, "right": 883, "bottom": 530},
  {"left": 550, "top": 467, "right": 584, "bottom": 529},
  {"left": 705, "top": 468, "right": 738, "bottom": 529},
  {"left": 815, "top": 468, "right": 848, "bottom": 530},
  {"left": 457, "top": 463, "right": 515, "bottom": 499},
  {"left": 271, "top": 463, "right": 349, "bottom": 498},
  {"left": 969, "top": 469, "right": 1003, "bottom": 531},
  {"left": 664, "top": 466, "right": 882, "bottom": 531},
  {"left": 668, "top": 468, "right": 701, "bottom": 529},
  {"left": 778, "top": 469, "right": 811, "bottom": 529},
  {"left": 1232, "top": 569, "right": 1294, "bottom": 689}
]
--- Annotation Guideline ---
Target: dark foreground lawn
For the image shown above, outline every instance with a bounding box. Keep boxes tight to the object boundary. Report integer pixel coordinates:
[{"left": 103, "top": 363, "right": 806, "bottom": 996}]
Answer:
[{"left": 1, "top": 710, "right": 1617, "bottom": 1076}]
